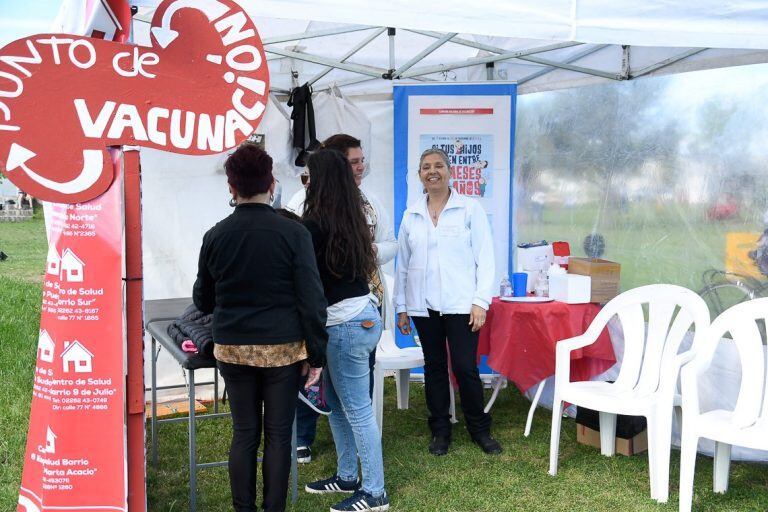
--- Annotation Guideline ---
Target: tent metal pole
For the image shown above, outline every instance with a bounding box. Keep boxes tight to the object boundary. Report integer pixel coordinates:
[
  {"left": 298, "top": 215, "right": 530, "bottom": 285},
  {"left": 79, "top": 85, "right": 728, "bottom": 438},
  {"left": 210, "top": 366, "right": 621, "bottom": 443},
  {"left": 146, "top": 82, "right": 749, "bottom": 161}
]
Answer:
[
  {"left": 517, "top": 44, "right": 609, "bottom": 84},
  {"left": 313, "top": 75, "right": 379, "bottom": 91},
  {"left": 403, "top": 31, "right": 619, "bottom": 80},
  {"left": 516, "top": 54, "right": 619, "bottom": 79},
  {"left": 307, "top": 27, "right": 387, "bottom": 86},
  {"left": 620, "top": 45, "right": 631, "bottom": 79},
  {"left": 388, "top": 28, "right": 396, "bottom": 71},
  {"left": 407, "top": 29, "right": 578, "bottom": 57},
  {"left": 308, "top": 71, "right": 437, "bottom": 94},
  {"left": 392, "top": 32, "right": 458, "bottom": 78},
  {"left": 388, "top": 27, "right": 397, "bottom": 76},
  {"left": 265, "top": 47, "right": 388, "bottom": 78},
  {"left": 263, "top": 25, "right": 373, "bottom": 44},
  {"left": 398, "top": 42, "right": 586, "bottom": 79},
  {"left": 631, "top": 48, "right": 708, "bottom": 78}
]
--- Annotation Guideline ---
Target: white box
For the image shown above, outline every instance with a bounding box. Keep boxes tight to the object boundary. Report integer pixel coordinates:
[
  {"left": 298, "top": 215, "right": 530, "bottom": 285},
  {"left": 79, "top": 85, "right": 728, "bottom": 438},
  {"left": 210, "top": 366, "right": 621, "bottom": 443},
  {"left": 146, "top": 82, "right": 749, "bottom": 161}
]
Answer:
[
  {"left": 549, "top": 274, "right": 591, "bottom": 304},
  {"left": 516, "top": 245, "right": 554, "bottom": 272}
]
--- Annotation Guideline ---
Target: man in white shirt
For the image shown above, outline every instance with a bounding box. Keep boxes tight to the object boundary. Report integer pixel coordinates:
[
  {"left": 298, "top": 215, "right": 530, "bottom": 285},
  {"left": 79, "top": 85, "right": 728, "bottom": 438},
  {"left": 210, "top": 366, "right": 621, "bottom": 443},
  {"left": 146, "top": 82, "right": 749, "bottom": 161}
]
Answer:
[{"left": 294, "top": 134, "right": 396, "bottom": 463}]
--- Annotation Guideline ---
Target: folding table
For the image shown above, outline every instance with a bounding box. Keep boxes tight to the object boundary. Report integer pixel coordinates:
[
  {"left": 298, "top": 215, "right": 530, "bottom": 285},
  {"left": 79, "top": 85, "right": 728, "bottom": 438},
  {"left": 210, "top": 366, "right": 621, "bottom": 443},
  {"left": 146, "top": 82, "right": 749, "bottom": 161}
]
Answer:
[{"left": 144, "top": 298, "right": 298, "bottom": 511}]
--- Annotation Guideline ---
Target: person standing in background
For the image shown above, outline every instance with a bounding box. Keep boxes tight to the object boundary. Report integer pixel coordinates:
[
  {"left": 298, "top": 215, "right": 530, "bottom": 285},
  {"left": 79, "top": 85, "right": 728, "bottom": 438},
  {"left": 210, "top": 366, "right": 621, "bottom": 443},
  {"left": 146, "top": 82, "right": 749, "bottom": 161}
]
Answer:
[
  {"left": 292, "top": 134, "right": 396, "bottom": 464},
  {"left": 16, "top": 187, "right": 33, "bottom": 209},
  {"left": 193, "top": 144, "right": 328, "bottom": 512},
  {"left": 302, "top": 149, "right": 389, "bottom": 512}
]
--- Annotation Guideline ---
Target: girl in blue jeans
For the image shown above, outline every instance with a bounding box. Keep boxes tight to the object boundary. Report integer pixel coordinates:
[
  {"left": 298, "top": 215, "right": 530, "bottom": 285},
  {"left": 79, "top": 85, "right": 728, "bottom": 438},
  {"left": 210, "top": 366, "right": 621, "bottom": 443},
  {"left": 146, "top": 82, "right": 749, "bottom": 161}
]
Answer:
[{"left": 301, "top": 149, "right": 389, "bottom": 512}]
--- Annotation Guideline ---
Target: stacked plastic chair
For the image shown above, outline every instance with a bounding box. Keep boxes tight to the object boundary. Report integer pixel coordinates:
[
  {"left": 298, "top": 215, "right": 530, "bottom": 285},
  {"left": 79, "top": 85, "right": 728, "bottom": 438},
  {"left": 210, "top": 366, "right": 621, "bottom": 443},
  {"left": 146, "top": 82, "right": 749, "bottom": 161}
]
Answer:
[{"left": 678, "top": 297, "right": 768, "bottom": 512}]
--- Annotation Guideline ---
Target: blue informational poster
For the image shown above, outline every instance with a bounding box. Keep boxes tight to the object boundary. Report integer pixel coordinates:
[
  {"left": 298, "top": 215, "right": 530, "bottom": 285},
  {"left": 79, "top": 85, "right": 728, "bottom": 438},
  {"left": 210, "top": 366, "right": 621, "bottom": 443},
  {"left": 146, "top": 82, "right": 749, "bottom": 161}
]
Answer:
[{"left": 392, "top": 83, "right": 517, "bottom": 375}]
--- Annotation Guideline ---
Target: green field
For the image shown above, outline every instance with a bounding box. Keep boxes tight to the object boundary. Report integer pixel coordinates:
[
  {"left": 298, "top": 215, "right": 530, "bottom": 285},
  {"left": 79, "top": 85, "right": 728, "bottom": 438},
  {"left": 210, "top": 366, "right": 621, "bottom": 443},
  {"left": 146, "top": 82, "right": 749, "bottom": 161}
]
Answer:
[
  {"left": 516, "top": 202, "right": 760, "bottom": 292},
  {"left": 0, "top": 210, "right": 46, "bottom": 509},
  {"left": 2, "top": 207, "right": 767, "bottom": 511}
]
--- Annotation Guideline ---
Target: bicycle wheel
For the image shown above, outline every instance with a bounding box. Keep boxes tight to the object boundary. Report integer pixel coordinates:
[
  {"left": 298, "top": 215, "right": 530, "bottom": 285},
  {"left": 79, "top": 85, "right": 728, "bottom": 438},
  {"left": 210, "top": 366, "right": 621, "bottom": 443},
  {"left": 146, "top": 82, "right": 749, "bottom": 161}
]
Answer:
[{"left": 698, "top": 282, "right": 756, "bottom": 318}]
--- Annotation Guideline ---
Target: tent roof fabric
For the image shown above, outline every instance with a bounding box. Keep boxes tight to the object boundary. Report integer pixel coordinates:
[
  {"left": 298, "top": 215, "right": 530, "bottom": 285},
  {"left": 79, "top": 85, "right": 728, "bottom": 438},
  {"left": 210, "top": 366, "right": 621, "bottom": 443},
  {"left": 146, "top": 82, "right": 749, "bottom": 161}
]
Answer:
[
  {"left": 127, "top": 1, "right": 768, "bottom": 95},
  {"left": 131, "top": 0, "right": 768, "bottom": 50}
]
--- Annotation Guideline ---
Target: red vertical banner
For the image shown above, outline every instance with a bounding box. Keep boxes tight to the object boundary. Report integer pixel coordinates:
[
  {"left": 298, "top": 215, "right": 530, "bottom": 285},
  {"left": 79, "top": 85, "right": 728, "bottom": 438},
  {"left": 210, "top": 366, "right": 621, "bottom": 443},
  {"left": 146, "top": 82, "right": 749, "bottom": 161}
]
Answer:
[{"left": 18, "top": 149, "right": 127, "bottom": 512}]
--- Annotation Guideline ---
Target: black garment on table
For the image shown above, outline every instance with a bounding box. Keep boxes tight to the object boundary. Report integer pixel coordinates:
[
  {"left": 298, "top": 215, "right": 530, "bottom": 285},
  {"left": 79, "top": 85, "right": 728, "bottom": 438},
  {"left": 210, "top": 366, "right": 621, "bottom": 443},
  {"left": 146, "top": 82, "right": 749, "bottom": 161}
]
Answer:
[
  {"left": 287, "top": 84, "right": 321, "bottom": 167},
  {"left": 167, "top": 304, "right": 214, "bottom": 357},
  {"left": 412, "top": 309, "right": 492, "bottom": 438},
  {"left": 219, "top": 360, "right": 302, "bottom": 512},
  {"left": 302, "top": 218, "right": 370, "bottom": 306},
  {"left": 193, "top": 203, "right": 328, "bottom": 367}
]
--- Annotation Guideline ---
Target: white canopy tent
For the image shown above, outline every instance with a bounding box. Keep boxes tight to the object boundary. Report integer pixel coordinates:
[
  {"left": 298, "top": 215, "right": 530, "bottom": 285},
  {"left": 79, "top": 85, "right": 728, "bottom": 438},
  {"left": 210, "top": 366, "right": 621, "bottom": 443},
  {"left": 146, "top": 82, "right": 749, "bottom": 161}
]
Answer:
[
  {"left": 122, "top": 0, "right": 768, "bottom": 96},
  {"left": 50, "top": 0, "right": 768, "bottom": 460}
]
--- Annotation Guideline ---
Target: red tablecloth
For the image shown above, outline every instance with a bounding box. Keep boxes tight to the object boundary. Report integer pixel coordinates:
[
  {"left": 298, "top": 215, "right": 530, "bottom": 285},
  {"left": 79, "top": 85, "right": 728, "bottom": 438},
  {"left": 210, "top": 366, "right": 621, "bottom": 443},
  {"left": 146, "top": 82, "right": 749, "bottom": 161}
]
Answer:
[{"left": 478, "top": 298, "right": 616, "bottom": 393}]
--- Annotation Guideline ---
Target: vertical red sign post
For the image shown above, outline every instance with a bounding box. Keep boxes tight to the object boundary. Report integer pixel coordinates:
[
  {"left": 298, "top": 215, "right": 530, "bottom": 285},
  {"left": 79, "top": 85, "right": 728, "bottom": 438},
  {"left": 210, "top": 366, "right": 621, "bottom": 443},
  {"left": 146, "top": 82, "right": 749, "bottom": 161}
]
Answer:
[
  {"left": 19, "top": 150, "right": 127, "bottom": 512},
  {"left": 0, "top": 1, "right": 269, "bottom": 510}
]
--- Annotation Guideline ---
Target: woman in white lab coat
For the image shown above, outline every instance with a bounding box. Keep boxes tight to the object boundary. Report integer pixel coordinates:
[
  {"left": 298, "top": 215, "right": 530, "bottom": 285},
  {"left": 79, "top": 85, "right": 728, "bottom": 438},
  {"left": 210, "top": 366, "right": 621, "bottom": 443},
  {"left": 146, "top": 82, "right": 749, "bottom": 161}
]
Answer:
[{"left": 394, "top": 148, "right": 501, "bottom": 456}]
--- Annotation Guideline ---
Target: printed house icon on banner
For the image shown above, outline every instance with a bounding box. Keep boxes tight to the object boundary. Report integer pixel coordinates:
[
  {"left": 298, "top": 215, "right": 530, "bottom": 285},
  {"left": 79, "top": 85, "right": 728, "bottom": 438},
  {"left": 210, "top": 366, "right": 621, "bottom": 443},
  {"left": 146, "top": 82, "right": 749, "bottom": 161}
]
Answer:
[
  {"left": 45, "top": 427, "right": 57, "bottom": 454},
  {"left": 61, "top": 340, "right": 94, "bottom": 373},
  {"left": 46, "top": 246, "right": 61, "bottom": 276},
  {"left": 60, "top": 248, "right": 85, "bottom": 282},
  {"left": 37, "top": 330, "right": 55, "bottom": 363}
]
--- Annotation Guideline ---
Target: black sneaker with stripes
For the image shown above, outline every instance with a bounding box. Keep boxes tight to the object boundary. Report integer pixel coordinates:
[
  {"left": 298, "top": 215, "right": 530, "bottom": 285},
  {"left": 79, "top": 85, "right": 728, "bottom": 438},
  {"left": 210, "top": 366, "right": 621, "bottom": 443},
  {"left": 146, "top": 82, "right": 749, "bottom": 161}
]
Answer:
[
  {"left": 330, "top": 490, "right": 389, "bottom": 512},
  {"left": 304, "top": 475, "right": 360, "bottom": 494}
]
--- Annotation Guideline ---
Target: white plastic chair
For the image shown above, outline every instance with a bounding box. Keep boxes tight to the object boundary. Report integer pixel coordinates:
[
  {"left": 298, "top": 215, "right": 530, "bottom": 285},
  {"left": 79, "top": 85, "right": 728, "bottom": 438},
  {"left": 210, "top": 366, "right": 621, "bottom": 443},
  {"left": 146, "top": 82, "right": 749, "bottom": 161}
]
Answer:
[
  {"left": 548, "top": 284, "right": 710, "bottom": 503},
  {"left": 373, "top": 329, "right": 425, "bottom": 430},
  {"left": 372, "top": 330, "right": 457, "bottom": 432},
  {"left": 679, "top": 298, "right": 768, "bottom": 512}
]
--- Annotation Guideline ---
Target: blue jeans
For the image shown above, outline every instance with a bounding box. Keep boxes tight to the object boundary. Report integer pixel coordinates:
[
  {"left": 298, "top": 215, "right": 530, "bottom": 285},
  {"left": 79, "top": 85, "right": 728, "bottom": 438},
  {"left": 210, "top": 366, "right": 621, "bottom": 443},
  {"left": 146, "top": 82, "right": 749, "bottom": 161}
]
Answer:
[
  {"left": 324, "top": 302, "right": 386, "bottom": 497},
  {"left": 296, "top": 348, "right": 377, "bottom": 447}
]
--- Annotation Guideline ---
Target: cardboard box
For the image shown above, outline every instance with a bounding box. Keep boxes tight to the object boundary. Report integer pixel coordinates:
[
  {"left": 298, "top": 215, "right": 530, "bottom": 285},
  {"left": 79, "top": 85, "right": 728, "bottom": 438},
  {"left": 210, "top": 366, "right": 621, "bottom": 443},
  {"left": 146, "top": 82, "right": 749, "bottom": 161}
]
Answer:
[
  {"left": 568, "top": 257, "right": 621, "bottom": 303},
  {"left": 576, "top": 424, "right": 648, "bottom": 456}
]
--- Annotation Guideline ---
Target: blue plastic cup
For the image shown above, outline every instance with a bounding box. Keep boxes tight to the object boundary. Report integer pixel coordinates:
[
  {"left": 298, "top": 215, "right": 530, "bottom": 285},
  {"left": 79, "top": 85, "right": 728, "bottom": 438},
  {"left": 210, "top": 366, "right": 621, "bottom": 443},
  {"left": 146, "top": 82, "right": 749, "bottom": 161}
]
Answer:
[{"left": 511, "top": 272, "right": 528, "bottom": 297}]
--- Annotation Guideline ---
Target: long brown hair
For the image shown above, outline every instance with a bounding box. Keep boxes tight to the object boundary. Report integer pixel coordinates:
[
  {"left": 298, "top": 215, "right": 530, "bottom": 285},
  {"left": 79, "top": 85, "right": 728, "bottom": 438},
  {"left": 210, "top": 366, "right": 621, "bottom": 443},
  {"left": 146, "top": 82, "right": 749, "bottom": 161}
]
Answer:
[{"left": 303, "top": 149, "right": 376, "bottom": 280}]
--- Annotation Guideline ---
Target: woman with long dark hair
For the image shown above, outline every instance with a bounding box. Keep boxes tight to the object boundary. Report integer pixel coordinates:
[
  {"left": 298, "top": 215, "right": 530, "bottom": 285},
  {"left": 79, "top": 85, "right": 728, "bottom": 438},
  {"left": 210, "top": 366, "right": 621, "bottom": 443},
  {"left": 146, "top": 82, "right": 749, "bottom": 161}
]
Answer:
[
  {"left": 302, "top": 149, "right": 389, "bottom": 512},
  {"left": 193, "top": 144, "right": 327, "bottom": 512}
]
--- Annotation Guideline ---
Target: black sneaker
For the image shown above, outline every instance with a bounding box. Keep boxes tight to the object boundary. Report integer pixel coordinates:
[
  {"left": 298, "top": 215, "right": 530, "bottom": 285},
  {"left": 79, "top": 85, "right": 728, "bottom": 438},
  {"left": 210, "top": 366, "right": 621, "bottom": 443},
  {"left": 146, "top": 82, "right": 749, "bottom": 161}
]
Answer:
[
  {"left": 305, "top": 475, "right": 360, "bottom": 494},
  {"left": 298, "top": 387, "right": 332, "bottom": 415},
  {"left": 473, "top": 434, "right": 502, "bottom": 455},
  {"left": 297, "top": 446, "right": 312, "bottom": 464},
  {"left": 428, "top": 435, "right": 451, "bottom": 456},
  {"left": 330, "top": 490, "right": 389, "bottom": 512}
]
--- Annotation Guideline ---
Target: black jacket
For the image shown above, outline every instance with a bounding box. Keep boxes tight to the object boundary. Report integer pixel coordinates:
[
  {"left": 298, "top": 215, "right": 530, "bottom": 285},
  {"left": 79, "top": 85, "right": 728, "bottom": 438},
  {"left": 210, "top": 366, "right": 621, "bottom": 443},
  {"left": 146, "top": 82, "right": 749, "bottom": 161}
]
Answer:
[
  {"left": 167, "top": 304, "right": 214, "bottom": 357},
  {"left": 193, "top": 203, "right": 328, "bottom": 367}
]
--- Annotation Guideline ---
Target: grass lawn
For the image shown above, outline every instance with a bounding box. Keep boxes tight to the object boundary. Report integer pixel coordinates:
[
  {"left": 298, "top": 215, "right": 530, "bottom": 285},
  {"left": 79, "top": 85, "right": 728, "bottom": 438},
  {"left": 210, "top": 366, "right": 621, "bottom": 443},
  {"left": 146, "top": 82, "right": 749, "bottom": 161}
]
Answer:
[
  {"left": 0, "top": 209, "right": 46, "bottom": 509},
  {"left": 516, "top": 202, "right": 759, "bottom": 292},
  {"left": 2, "top": 206, "right": 768, "bottom": 511},
  {"left": 146, "top": 385, "right": 768, "bottom": 511}
]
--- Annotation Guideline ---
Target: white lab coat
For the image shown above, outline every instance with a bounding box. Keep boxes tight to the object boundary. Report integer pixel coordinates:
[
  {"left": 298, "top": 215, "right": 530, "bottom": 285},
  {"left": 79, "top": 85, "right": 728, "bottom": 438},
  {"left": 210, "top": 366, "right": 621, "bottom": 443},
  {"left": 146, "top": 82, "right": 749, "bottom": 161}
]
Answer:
[{"left": 394, "top": 191, "right": 495, "bottom": 317}]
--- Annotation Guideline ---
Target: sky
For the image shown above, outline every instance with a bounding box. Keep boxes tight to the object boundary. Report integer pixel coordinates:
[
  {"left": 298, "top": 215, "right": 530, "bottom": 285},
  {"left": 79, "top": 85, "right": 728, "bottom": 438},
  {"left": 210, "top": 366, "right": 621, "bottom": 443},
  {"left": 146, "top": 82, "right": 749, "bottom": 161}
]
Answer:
[{"left": 0, "top": 0, "right": 63, "bottom": 48}]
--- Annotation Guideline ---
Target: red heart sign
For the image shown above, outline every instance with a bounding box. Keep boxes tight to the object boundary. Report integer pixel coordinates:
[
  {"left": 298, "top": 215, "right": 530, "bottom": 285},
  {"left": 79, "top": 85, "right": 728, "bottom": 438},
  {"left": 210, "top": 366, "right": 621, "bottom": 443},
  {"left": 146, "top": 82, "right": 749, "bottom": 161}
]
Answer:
[{"left": 0, "top": 0, "right": 269, "bottom": 204}]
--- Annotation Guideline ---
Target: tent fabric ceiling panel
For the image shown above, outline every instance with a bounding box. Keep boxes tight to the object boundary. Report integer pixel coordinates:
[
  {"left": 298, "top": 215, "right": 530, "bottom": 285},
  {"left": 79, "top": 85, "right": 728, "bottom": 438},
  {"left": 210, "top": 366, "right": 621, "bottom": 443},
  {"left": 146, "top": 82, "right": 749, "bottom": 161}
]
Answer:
[
  {"left": 130, "top": 1, "right": 768, "bottom": 96},
  {"left": 131, "top": 0, "right": 768, "bottom": 50}
]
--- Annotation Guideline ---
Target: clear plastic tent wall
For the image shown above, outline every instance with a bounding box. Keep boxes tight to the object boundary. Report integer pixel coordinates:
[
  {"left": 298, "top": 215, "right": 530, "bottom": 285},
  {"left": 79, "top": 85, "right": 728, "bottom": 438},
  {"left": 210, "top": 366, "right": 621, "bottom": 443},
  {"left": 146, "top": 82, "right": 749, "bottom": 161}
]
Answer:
[{"left": 513, "top": 62, "right": 768, "bottom": 313}]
